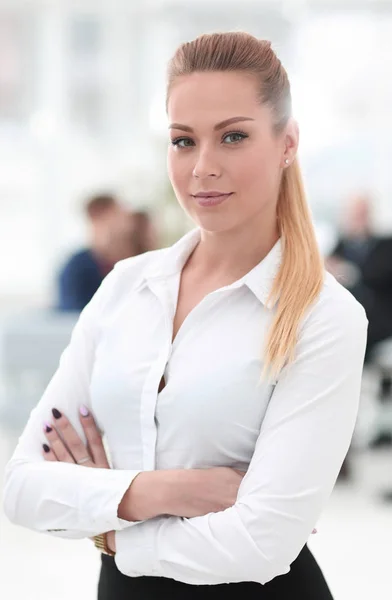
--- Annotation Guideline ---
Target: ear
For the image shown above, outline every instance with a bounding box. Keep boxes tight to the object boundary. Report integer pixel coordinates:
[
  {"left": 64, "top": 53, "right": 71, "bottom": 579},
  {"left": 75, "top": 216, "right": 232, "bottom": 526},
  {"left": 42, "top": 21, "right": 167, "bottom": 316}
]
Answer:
[{"left": 282, "top": 118, "right": 299, "bottom": 165}]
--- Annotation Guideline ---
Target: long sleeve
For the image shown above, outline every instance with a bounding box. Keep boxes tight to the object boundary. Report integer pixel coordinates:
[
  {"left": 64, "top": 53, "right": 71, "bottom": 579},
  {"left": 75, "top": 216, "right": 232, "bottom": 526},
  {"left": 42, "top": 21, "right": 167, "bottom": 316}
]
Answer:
[
  {"left": 3, "top": 264, "right": 141, "bottom": 539},
  {"left": 114, "top": 296, "right": 368, "bottom": 585}
]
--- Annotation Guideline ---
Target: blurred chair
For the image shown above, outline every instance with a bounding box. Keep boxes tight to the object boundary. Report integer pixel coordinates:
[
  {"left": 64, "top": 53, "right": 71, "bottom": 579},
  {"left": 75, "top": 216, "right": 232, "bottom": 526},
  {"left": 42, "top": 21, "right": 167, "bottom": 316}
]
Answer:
[
  {"left": 0, "top": 310, "right": 77, "bottom": 452},
  {"left": 369, "top": 337, "right": 392, "bottom": 445},
  {"left": 372, "top": 338, "right": 392, "bottom": 380},
  {"left": 369, "top": 336, "right": 392, "bottom": 503}
]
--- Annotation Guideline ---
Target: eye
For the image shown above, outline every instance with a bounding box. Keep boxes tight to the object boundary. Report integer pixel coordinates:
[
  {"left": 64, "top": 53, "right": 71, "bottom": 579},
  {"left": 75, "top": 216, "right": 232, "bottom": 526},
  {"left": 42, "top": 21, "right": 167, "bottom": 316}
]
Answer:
[
  {"left": 222, "top": 131, "right": 248, "bottom": 144},
  {"left": 171, "top": 137, "right": 195, "bottom": 148}
]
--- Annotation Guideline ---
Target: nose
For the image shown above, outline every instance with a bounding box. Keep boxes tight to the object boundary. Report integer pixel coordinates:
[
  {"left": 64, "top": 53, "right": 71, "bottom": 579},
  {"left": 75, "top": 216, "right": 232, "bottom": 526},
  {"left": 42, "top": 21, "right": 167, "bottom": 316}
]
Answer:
[{"left": 192, "top": 147, "right": 221, "bottom": 179}]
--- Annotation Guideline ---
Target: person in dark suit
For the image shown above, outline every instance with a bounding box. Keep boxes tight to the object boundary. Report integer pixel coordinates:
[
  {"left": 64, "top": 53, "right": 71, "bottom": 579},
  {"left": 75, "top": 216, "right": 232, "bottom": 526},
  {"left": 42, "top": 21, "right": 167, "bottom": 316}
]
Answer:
[
  {"left": 361, "top": 236, "right": 392, "bottom": 503},
  {"left": 328, "top": 196, "right": 392, "bottom": 364},
  {"left": 327, "top": 195, "right": 375, "bottom": 304},
  {"left": 57, "top": 194, "right": 134, "bottom": 312},
  {"left": 327, "top": 195, "right": 392, "bottom": 483},
  {"left": 360, "top": 236, "right": 392, "bottom": 353}
]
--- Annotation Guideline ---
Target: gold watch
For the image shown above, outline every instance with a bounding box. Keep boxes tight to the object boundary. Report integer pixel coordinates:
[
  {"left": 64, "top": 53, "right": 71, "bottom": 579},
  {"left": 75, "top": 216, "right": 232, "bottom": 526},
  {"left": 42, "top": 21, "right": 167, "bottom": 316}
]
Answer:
[{"left": 93, "top": 533, "right": 115, "bottom": 557}]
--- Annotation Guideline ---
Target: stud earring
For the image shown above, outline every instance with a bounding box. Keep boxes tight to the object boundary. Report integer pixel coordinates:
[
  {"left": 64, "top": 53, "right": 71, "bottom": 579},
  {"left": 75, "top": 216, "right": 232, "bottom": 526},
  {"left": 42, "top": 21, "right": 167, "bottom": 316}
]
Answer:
[{"left": 284, "top": 159, "right": 289, "bottom": 165}]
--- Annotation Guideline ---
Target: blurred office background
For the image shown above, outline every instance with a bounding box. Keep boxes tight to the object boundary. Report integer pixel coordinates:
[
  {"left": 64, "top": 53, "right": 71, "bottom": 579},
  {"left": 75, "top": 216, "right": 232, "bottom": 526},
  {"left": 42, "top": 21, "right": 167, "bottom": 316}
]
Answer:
[{"left": 1, "top": 0, "right": 392, "bottom": 598}]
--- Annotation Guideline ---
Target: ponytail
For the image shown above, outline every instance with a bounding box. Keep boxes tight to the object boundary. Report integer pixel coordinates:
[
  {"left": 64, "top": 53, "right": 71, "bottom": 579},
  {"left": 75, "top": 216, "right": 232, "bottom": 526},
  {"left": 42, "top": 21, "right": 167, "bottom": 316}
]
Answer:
[{"left": 263, "top": 158, "right": 324, "bottom": 378}]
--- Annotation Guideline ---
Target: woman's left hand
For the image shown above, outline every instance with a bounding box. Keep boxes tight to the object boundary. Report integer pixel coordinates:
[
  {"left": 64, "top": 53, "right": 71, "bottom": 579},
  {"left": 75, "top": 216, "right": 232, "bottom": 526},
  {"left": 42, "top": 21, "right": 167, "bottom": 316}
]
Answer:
[
  {"left": 42, "top": 404, "right": 109, "bottom": 468},
  {"left": 42, "top": 404, "right": 116, "bottom": 553}
]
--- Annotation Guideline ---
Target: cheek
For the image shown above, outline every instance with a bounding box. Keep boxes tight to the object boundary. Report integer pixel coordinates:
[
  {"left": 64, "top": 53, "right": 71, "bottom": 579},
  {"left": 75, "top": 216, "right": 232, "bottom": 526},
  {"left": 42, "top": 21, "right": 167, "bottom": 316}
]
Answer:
[
  {"left": 167, "top": 151, "right": 176, "bottom": 185},
  {"left": 167, "top": 152, "right": 190, "bottom": 196},
  {"left": 234, "top": 146, "right": 280, "bottom": 194}
]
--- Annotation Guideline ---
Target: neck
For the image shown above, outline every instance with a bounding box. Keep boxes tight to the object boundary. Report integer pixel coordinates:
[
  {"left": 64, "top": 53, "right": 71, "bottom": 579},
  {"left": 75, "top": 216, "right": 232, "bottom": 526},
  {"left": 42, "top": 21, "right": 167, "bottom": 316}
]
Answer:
[
  {"left": 90, "top": 230, "right": 111, "bottom": 259},
  {"left": 188, "top": 215, "right": 279, "bottom": 280}
]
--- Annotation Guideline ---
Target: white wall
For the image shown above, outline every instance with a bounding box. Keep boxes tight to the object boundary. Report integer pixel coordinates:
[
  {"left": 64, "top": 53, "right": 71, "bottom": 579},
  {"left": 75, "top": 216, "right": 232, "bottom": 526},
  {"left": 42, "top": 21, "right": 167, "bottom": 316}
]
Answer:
[{"left": 1, "top": 0, "right": 392, "bottom": 306}]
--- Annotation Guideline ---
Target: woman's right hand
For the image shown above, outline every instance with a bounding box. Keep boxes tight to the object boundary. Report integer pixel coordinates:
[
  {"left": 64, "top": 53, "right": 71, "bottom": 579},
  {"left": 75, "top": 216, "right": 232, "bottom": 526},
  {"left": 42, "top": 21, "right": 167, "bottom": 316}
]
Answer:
[{"left": 163, "top": 467, "right": 246, "bottom": 518}]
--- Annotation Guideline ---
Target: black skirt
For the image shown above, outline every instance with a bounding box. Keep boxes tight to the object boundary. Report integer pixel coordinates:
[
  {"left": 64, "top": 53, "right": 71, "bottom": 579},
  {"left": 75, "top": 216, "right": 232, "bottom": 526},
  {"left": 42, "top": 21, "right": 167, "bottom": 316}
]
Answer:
[{"left": 98, "top": 544, "right": 334, "bottom": 600}]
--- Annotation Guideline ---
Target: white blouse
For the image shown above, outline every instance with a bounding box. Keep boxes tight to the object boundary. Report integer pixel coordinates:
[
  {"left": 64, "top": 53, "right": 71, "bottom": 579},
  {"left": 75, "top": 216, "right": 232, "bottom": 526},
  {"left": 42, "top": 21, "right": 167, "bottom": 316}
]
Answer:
[{"left": 3, "top": 228, "right": 368, "bottom": 585}]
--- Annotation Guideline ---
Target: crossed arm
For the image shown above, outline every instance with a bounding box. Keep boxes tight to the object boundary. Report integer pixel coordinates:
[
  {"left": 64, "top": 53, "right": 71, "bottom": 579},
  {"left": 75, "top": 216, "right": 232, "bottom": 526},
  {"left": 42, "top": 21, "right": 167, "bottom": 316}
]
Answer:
[{"left": 3, "top": 263, "right": 368, "bottom": 585}]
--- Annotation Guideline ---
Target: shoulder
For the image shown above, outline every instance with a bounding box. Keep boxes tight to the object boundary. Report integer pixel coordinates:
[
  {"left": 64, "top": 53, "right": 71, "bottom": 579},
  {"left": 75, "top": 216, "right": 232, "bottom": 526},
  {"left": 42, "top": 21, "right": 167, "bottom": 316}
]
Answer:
[
  {"left": 69, "top": 249, "right": 92, "bottom": 263},
  {"left": 329, "top": 237, "right": 345, "bottom": 256},
  {"left": 301, "top": 270, "right": 368, "bottom": 341},
  {"left": 281, "top": 271, "right": 369, "bottom": 374},
  {"left": 60, "top": 249, "right": 94, "bottom": 272}
]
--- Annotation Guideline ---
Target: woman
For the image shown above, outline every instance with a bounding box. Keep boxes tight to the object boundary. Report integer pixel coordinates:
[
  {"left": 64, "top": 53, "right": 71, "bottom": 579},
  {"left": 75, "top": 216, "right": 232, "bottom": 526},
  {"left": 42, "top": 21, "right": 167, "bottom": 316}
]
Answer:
[{"left": 4, "top": 32, "right": 367, "bottom": 599}]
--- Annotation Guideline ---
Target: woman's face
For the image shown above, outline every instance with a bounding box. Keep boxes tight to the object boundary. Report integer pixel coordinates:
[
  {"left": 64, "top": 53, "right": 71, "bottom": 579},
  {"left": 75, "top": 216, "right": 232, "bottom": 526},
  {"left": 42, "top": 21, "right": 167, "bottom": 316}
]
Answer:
[{"left": 167, "top": 71, "right": 297, "bottom": 234}]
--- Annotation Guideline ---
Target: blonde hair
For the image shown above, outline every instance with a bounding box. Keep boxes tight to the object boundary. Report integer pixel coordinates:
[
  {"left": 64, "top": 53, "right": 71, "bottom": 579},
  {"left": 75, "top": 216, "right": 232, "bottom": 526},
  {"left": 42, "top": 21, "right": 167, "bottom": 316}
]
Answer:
[{"left": 167, "top": 32, "right": 324, "bottom": 378}]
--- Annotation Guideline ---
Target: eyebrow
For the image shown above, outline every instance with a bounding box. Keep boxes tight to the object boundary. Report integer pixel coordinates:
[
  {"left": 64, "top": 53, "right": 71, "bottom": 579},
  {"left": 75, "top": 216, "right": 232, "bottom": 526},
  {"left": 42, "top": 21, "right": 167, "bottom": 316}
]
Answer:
[{"left": 169, "top": 116, "right": 255, "bottom": 133}]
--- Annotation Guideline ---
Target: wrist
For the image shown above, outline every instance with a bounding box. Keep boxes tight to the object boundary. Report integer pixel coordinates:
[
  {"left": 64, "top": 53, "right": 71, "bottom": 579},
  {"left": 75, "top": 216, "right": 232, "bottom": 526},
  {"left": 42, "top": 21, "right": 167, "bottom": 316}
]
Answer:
[
  {"left": 106, "top": 530, "right": 116, "bottom": 554},
  {"left": 159, "top": 469, "right": 194, "bottom": 516},
  {"left": 94, "top": 532, "right": 115, "bottom": 556},
  {"left": 117, "top": 470, "right": 172, "bottom": 521}
]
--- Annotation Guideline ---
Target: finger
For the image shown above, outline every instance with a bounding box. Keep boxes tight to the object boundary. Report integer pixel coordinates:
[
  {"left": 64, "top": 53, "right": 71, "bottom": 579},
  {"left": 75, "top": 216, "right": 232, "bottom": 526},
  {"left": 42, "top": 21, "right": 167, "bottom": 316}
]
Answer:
[
  {"left": 79, "top": 405, "right": 109, "bottom": 468},
  {"left": 48, "top": 409, "right": 94, "bottom": 466},
  {"left": 43, "top": 422, "right": 74, "bottom": 463},
  {"left": 42, "top": 443, "right": 57, "bottom": 462}
]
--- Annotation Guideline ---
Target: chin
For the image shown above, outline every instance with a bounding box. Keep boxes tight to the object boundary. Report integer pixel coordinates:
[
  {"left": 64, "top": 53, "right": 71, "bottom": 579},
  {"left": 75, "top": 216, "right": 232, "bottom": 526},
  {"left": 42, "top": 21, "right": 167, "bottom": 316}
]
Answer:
[{"left": 191, "top": 213, "right": 242, "bottom": 234}]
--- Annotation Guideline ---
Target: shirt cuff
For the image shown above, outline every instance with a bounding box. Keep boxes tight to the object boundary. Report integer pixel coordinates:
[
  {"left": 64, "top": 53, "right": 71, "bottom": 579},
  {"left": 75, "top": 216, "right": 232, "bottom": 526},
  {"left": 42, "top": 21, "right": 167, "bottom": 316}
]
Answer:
[
  {"left": 85, "top": 468, "right": 142, "bottom": 532},
  {"left": 115, "top": 519, "right": 160, "bottom": 577}
]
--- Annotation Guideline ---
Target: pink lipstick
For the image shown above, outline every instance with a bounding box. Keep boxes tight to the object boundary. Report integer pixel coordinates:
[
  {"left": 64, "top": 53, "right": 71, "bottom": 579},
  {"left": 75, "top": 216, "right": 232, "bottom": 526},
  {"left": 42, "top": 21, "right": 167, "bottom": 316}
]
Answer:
[{"left": 192, "top": 191, "right": 233, "bottom": 207}]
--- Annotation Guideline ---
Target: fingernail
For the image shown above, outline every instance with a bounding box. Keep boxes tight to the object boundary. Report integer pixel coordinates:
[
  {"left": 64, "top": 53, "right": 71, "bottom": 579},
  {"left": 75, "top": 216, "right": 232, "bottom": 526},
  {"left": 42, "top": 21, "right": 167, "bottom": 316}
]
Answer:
[
  {"left": 52, "top": 408, "right": 62, "bottom": 419},
  {"left": 79, "top": 404, "right": 89, "bottom": 417},
  {"left": 43, "top": 443, "right": 50, "bottom": 453},
  {"left": 44, "top": 422, "right": 52, "bottom": 433}
]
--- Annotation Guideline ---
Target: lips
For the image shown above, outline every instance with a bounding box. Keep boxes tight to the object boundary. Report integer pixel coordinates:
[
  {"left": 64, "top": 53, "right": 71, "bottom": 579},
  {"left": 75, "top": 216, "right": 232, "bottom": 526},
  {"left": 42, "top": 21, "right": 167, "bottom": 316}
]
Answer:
[
  {"left": 192, "top": 191, "right": 233, "bottom": 208},
  {"left": 193, "top": 191, "right": 230, "bottom": 198}
]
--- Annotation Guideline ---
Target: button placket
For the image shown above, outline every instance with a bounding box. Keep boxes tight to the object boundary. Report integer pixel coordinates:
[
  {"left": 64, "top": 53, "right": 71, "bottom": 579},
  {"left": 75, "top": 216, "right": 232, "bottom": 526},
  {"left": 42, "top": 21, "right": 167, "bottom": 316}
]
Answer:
[{"left": 139, "top": 279, "right": 176, "bottom": 471}]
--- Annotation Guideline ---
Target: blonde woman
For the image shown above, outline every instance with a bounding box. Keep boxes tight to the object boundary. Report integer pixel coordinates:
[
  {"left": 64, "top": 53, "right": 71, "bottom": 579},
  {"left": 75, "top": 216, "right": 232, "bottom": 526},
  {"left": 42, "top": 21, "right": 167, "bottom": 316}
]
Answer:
[{"left": 4, "top": 32, "right": 367, "bottom": 599}]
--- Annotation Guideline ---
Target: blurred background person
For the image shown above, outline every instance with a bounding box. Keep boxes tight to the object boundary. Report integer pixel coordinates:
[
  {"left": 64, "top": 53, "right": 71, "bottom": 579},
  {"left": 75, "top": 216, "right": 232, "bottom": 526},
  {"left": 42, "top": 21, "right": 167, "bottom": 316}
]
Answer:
[
  {"left": 56, "top": 194, "right": 134, "bottom": 312},
  {"left": 327, "top": 194, "right": 392, "bottom": 453},
  {"left": 326, "top": 193, "right": 376, "bottom": 305},
  {"left": 130, "top": 210, "right": 159, "bottom": 255}
]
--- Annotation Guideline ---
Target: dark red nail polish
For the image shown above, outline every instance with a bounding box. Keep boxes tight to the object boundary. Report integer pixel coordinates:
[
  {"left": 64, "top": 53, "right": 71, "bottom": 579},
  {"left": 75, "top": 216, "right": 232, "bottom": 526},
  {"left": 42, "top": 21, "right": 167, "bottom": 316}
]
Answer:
[
  {"left": 52, "top": 408, "right": 62, "bottom": 419},
  {"left": 43, "top": 444, "right": 50, "bottom": 453},
  {"left": 44, "top": 422, "right": 52, "bottom": 433}
]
